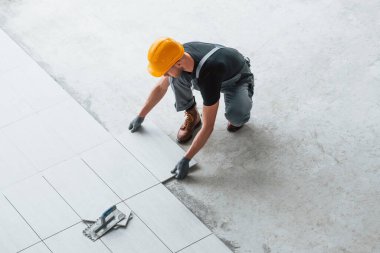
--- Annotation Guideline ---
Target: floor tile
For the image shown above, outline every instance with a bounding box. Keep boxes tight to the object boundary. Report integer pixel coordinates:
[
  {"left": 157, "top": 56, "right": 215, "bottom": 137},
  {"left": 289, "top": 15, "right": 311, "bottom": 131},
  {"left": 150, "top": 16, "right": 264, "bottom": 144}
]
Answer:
[
  {"left": 1, "top": 114, "right": 75, "bottom": 171},
  {"left": 0, "top": 84, "right": 33, "bottom": 128},
  {"left": 126, "top": 184, "right": 211, "bottom": 252},
  {"left": 43, "top": 158, "right": 120, "bottom": 220},
  {"left": 19, "top": 242, "right": 51, "bottom": 253},
  {"left": 0, "top": 195, "right": 40, "bottom": 252},
  {"left": 0, "top": 131, "right": 37, "bottom": 190},
  {"left": 3, "top": 175, "right": 80, "bottom": 239},
  {"left": 38, "top": 99, "right": 112, "bottom": 154},
  {"left": 0, "top": 64, "right": 69, "bottom": 112},
  {"left": 101, "top": 203, "right": 171, "bottom": 253},
  {"left": 0, "top": 29, "right": 37, "bottom": 74},
  {"left": 44, "top": 223, "right": 110, "bottom": 253},
  {"left": 178, "top": 234, "right": 232, "bottom": 253},
  {"left": 81, "top": 140, "right": 159, "bottom": 200},
  {"left": 116, "top": 120, "right": 196, "bottom": 182}
]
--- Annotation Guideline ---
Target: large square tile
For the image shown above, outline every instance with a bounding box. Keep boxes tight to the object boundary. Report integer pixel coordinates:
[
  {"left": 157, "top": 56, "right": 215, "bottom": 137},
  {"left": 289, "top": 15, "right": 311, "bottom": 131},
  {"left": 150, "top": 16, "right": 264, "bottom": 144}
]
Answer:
[
  {"left": 44, "top": 223, "right": 111, "bottom": 253},
  {"left": 3, "top": 175, "right": 80, "bottom": 239},
  {"left": 0, "top": 63, "right": 69, "bottom": 112},
  {"left": 178, "top": 234, "right": 232, "bottom": 253},
  {"left": 0, "top": 195, "right": 40, "bottom": 252},
  {"left": 81, "top": 140, "right": 159, "bottom": 200},
  {"left": 1, "top": 114, "right": 75, "bottom": 171},
  {"left": 43, "top": 158, "right": 120, "bottom": 220},
  {"left": 101, "top": 203, "right": 171, "bottom": 253},
  {"left": 0, "top": 84, "right": 33, "bottom": 128},
  {"left": 126, "top": 184, "right": 211, "bottom": 252},
  {"left": 38, "top": 99, "right": 112, "bottom": 154},
  {"left": 117, "top": 121, "right": 196, "bottom": 182},
  {"left": 0, "top": 131, "right": 37, "bottom": 190}
]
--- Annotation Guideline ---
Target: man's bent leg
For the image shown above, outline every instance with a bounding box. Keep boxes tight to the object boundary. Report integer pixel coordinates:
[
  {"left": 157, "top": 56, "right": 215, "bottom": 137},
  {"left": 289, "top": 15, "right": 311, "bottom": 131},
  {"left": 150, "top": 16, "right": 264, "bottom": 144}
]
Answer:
[
  {"left": 169, "top": 77, "right": 201, "bottom": 142},
  {"left": 169, "top": 76, "right": 196, "bottom": 111},
  {"left": 224, "top": 74, "right": 254, "bottom": 131}
]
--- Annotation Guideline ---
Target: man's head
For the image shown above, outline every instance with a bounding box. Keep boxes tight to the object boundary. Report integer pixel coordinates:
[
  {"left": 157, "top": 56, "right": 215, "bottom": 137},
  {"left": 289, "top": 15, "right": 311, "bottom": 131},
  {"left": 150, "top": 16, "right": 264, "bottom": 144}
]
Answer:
[{"left": 147, "top": 37, "right": 185, "bottom": 78}]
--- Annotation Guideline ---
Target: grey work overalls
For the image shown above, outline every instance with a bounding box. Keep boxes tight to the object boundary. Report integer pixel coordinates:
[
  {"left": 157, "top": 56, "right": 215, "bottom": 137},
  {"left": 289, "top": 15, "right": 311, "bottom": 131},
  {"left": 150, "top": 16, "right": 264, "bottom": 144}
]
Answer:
[{"left": 169, "top": 47, "right": 254, "bottom": 127}]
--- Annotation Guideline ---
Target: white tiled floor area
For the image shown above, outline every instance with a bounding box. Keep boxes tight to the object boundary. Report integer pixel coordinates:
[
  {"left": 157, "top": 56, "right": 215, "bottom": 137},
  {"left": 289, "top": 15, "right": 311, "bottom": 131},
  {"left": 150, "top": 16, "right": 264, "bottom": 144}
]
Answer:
[{"left": 0, "top": 29, "right": 231, "bottom": 252}]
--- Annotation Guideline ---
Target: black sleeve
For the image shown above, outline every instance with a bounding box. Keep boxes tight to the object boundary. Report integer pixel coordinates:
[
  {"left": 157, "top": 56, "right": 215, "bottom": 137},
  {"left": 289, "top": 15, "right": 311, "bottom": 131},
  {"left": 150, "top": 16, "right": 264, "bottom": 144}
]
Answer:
[{"left": 198, "top": 61, "right": 225, "bottom": 106}]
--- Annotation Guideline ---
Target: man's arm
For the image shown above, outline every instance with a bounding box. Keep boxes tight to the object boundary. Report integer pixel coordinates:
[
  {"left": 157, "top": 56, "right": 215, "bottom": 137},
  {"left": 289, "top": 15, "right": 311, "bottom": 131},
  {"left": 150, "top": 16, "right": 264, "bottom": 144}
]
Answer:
[
  {"left": 184, "top": 100, "right": 219, "bottom": 159},
  {"left": 129, "top": 77, "right": 170, "bottom": 132},
  {"left": 138, "top": 76, "right": 170, "bottom": 117}
]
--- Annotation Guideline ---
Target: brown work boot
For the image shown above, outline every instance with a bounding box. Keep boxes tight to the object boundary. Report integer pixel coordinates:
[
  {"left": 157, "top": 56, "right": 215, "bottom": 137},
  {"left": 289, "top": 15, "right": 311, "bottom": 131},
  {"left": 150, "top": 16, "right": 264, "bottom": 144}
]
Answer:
[{"left": 177, "top": 105, "right": 201, "bottom": 143}]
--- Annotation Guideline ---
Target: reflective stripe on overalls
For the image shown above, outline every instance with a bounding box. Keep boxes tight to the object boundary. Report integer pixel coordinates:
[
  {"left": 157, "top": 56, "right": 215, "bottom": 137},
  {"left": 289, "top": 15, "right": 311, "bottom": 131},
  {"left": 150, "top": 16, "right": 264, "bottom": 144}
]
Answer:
[{"left": 191, "top": 46, "right": 223, "bottom": 89}]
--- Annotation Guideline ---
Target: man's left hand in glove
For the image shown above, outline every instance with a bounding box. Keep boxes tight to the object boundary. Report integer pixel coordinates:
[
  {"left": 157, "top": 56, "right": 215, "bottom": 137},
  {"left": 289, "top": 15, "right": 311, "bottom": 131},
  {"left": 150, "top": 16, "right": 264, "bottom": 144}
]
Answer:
[{"left": 171, "top": 157, "right": 191, "bottom": 180}]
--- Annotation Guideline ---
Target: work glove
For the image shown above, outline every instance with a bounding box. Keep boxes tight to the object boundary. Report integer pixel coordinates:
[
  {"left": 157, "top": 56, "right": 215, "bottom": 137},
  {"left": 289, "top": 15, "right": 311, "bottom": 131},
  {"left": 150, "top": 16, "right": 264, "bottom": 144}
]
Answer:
[
  {"left": 171, "top": 157, "right": 191, "bottom": 180},
  {"left": 128, "top": 116, "right": 144, "bottom": 133}
]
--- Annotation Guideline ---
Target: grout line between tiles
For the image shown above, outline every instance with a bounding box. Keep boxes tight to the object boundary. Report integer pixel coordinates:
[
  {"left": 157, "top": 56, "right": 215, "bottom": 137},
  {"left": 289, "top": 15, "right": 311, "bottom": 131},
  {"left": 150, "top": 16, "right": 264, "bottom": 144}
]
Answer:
[
  {"left": 122, "top": 201, "right": 174, "bottom": 253},
  {"left": 42, "top": 176, "right": 84, "bottom": 221},
  {"left": 122, "top": 182, "right": 161, "bottom": 201},
  {"left": 17, "top": 241, "right": 53, "bottom": 253},
  {"left": 80, "top": 158, "right": 125, "bottom": 201},
  {"left": 41, "top": 221, "right": 82, "bottom": 241},
  {"left": 2, "top": 194, "right": 53, "bottom": 253},
  {"left": 0, "top": 137, "right": 114, "bottom": 194},
  {"left": 99, "top": 239, "right": 114, "bottom": 253},
  {"left": 174, "top": 233, "right": 213, "bottom": 253},
  {"left": 17, "top": 241, "right": 43, "bottom": 253},
  {"left": 82, "top": 157, "right": 162, "bottom": 203},
  {"left": 41, "top": 240, "right": 53, "bottom": 253},
  {"left": 41, "top": 175, "right": 100, "bottom": 249}
]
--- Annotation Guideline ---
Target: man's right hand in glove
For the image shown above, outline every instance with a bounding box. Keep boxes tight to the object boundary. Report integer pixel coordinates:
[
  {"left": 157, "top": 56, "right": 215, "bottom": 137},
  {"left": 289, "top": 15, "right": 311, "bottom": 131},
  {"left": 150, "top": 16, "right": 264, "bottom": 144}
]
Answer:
[{"left": 128, "top": 116, "right": 145, "bottom": 133}]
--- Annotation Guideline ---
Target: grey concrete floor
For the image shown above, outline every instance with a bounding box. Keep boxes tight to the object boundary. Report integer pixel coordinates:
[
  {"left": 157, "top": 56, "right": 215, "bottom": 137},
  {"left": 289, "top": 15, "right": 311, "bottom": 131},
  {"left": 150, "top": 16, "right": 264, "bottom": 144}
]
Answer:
[{"left": 1, "top": 0, "right": 379, "bottom": 252}]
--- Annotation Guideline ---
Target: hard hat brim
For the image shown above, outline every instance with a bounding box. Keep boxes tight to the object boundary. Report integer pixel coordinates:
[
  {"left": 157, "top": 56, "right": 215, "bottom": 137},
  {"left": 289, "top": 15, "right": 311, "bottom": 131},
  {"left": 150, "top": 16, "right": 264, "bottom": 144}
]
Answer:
[{"left": 147, "top": 63, "right": 166, "bottom": 77}]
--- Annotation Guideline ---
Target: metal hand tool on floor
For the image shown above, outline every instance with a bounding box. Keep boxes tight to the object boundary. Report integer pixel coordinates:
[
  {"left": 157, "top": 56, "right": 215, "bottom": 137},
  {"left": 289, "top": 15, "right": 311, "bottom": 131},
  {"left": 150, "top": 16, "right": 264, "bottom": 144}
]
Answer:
[{"left": 82, "top": 205, "right": 133, "bottom": 241}]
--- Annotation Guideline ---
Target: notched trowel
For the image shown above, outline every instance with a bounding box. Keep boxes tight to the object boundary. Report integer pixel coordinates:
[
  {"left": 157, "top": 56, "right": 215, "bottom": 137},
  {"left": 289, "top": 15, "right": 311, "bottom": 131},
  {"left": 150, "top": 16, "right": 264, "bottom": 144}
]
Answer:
[{"left": 83, "top": 205, "right": 133, "bottom": 241}]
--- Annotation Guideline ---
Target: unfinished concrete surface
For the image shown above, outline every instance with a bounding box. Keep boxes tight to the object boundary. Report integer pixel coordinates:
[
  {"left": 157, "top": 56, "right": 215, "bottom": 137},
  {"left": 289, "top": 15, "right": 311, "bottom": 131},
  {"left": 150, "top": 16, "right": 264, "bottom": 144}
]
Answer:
[{"left": 0, "top": 0, "right": 379, "bottom": 252}]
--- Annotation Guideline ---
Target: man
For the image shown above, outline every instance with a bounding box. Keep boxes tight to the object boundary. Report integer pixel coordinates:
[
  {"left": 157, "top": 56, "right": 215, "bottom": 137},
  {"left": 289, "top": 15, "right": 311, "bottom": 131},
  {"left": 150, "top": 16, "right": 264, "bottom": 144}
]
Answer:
[{"left": 129, "top": 37, "right": 254, "bottom": 180}]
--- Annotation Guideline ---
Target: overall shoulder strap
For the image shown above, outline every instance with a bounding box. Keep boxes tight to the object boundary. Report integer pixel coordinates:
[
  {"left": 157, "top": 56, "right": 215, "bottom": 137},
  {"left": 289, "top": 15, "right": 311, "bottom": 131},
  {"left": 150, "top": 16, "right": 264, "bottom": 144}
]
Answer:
[{"left": 195, "top": 46, "right": 223, "bottom": 79}]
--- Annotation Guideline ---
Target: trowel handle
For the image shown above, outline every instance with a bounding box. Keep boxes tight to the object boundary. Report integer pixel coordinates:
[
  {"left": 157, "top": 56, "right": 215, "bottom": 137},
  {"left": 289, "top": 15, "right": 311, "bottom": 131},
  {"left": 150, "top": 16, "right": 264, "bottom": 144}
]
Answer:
[{"left": 100, "top": 205, "right": 116, "bottom": 224}]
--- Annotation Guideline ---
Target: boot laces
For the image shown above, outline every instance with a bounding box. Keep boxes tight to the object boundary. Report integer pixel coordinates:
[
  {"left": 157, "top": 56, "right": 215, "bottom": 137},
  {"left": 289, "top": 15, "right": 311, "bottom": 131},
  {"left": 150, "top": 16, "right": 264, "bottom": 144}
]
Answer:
[{"left": 183, "top": 111, "right": 194, "bottom": 129}]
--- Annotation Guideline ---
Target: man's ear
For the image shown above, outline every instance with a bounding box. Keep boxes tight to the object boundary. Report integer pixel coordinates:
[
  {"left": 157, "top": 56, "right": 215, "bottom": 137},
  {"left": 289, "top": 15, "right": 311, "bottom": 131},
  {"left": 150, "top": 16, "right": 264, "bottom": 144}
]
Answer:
[
  {"left": 175, "top": 55, "right": 185, "bottom": 67},
  {"left": 175, "top": 60, "right": 182, "bottom": 67}
]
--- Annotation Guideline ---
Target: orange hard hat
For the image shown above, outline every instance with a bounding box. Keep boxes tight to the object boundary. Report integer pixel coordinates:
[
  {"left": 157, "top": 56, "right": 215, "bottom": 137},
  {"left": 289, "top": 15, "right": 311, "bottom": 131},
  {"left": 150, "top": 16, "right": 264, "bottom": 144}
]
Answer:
[{"left": 147, "top": 37, "right": 184, "bottom": 77}]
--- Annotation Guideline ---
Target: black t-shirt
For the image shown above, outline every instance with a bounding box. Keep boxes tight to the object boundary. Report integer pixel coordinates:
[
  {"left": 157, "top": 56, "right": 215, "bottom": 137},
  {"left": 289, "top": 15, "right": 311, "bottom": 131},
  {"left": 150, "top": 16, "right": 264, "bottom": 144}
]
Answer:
[{"left": 182, "top": 42, "right": 246, "bottom": 106}]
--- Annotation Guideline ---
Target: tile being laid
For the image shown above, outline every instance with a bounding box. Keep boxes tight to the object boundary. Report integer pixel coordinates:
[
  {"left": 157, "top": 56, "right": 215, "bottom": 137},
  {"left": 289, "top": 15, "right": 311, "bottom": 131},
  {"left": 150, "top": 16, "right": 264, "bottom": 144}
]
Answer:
[
  {"left": 0, "top": 63, "right": 69, "bottom": 112},
  {"left": 0, "top": 195, "right": 40, "bottom": 252},
  {"left": 116, "top": 120, "right": 196, "bottom": 182},
  {"left": 3, "top": 175, "right": 80, "bottom": 239},
  {"left": 126, "top": 184, "right": 211, "bottom": 252},
  {"left": 0, "top": 29, "right": 37, "bottom": 73},
  {"left": 44, "top": 223, "right": 110, "bottom": 253},
  {"left": 1, "top": 114, "right": 75, "bottom": 171},
  {"left": 38, "top": 99, "right": 112, "bottom": 154},
  {"left": 178, "top": 234, "right": 232, "bottom": 253},
  {"left": 0, "top": 84, "right": 33, "bottom": 128},
  {"left": 0, "top": 131, "right": 37, "bottom": 190},
  {"left": 101, "top": 203, "right": 171, "bottom": 253},
  {"left": 43, "top": 158, "right": 120, "bottom": 220},
  {"left": 81, "top": 139, "right": 159, "bottom": 200},
  {"left": 19, "top": 242, "right": 51, "bottom": 253}
]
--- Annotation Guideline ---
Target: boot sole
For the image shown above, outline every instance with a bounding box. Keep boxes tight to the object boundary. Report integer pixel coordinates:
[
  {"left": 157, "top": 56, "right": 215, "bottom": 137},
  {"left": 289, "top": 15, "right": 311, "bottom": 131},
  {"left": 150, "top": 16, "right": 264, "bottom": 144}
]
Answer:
[{"left": 176, "top": 120, "right": 202, "bottom": 144}]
